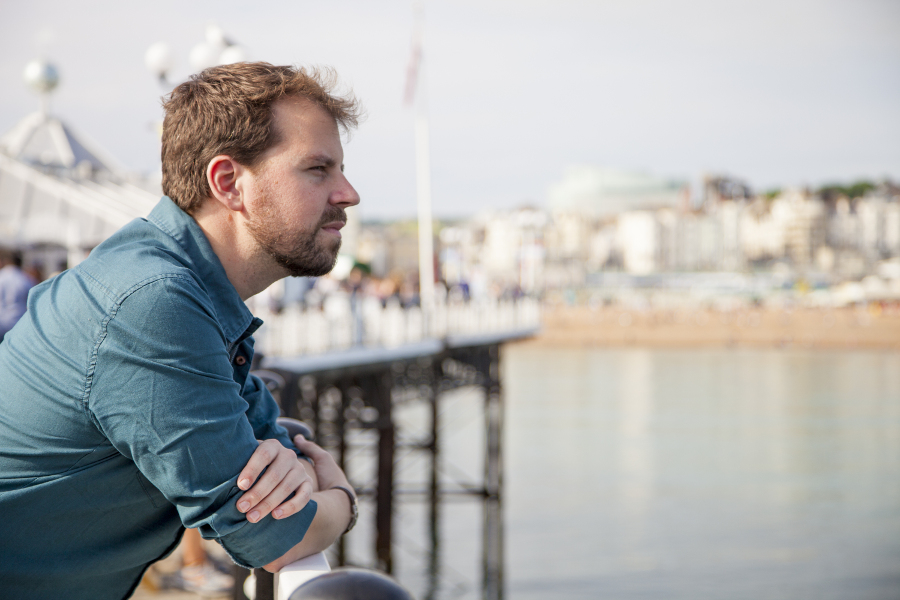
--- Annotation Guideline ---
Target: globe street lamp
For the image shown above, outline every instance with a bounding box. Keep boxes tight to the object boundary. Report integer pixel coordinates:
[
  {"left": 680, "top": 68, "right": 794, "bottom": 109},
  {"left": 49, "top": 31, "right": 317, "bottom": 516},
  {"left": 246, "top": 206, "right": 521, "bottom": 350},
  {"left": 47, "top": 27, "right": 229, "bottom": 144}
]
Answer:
[
  {"left": 23, "top": 58, "right": 59, "bottom": 116},
  {"left": 145, "top": 25, "right": 247, "bottom": 88}
]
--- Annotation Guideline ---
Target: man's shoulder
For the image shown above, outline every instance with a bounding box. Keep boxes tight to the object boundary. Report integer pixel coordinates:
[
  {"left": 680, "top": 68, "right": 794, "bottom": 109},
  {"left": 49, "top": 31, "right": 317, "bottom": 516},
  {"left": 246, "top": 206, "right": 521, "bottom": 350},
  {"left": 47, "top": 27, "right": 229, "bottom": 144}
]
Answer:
[{"left": 77, "top": 218, "right": 208, "bottom": 303}]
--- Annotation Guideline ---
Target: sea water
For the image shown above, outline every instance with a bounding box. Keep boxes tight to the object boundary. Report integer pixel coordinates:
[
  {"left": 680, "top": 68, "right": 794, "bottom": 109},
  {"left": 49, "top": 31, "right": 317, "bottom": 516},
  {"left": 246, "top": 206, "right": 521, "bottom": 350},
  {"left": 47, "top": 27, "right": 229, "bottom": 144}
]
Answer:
[
  {"left": 501, "top": 346, "right": 900, "bottom": 600},
  {"left": 348, "top": 346, "right": 900, "bottom": 599}
]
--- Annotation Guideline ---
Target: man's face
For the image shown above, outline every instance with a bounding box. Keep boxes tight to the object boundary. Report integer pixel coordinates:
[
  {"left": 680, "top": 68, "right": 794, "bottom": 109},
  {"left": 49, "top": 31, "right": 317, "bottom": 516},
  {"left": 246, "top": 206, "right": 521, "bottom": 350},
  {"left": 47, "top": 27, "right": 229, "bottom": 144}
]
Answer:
[{"left": 243, "top": 98, "right": 360, "bottom": 277}]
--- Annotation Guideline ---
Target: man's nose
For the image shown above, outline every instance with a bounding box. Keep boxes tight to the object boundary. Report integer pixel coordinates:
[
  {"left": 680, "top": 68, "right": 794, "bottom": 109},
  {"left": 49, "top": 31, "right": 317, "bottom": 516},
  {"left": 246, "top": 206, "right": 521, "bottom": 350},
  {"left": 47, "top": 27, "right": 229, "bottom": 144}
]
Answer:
[{"left": 331, "top": 173, "right": 360, "bottom": 207}]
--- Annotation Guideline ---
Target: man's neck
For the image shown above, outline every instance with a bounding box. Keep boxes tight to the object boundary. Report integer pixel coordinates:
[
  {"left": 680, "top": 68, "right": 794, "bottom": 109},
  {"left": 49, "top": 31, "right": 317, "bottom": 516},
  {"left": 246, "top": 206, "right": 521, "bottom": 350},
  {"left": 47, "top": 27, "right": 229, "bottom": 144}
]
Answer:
[{"left": 191, "top": 202, "right": 285, "bottom": 301}]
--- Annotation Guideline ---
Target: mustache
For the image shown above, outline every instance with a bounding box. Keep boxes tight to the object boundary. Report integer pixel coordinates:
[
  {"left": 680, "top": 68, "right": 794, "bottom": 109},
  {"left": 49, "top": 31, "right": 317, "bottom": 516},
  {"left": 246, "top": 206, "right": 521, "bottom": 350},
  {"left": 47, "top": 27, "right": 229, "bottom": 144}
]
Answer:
[{"left": 316, "top": 206, "right": 347, "bottom": 228}]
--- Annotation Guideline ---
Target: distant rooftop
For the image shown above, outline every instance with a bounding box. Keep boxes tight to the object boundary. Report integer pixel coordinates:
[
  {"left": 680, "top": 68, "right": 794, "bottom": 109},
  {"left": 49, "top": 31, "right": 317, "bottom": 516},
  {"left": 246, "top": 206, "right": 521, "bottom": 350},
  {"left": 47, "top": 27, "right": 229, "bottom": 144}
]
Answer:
[
  {"left": 547, "top": 166, "right": 688, "bottom": 216},
  {"left": 0, "top": 111, "right": 124, "bottom": 175}
]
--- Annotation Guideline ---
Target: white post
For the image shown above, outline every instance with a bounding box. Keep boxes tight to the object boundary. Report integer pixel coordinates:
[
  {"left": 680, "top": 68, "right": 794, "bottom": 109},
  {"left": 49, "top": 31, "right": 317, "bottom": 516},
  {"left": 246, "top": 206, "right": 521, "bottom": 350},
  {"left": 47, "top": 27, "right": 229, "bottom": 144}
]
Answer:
[
  {"left": 415, "top": 111, "right": 435, "bottom": 331},
  {"left": 410, "top": 0, "right": 435, "bottom": 336}
]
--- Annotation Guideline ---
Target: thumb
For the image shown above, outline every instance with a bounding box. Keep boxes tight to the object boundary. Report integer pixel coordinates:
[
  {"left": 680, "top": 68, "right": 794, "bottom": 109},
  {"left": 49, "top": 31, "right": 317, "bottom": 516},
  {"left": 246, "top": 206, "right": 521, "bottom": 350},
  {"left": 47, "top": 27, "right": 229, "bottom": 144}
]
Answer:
[{"left": 293, "top": 434, "right": 325, "bottom": 457}]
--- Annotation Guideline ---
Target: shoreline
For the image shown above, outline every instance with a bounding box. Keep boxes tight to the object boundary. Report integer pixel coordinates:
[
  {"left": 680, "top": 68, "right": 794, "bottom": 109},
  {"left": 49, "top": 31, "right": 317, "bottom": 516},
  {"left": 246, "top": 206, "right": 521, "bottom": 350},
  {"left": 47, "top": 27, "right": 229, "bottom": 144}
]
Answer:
[{"left": 524, "top": 305, "right": 900, "bottom": 351}]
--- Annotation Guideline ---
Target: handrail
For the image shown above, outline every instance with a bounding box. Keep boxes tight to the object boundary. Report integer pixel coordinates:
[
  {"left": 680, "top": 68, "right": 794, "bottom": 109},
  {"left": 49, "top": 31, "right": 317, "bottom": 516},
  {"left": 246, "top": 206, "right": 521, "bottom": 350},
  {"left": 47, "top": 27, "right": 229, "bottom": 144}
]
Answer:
[
  {"left": 274, "top": 553, "right": 332, "bottom": 600},
  {"left": 243, "top": 553, "right": 331, "bottom": 600}
]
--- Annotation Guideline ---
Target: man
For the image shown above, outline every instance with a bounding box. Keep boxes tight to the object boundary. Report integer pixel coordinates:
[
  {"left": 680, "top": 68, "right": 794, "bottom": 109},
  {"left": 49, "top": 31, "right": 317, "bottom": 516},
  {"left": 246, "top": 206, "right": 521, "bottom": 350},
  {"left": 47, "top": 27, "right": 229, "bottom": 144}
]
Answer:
[
  {"left": 0, "top": 247, "right": 35, "bottom": 342},
  {"left": 0, "top": 63, "right": 360, "bottom": 598}
]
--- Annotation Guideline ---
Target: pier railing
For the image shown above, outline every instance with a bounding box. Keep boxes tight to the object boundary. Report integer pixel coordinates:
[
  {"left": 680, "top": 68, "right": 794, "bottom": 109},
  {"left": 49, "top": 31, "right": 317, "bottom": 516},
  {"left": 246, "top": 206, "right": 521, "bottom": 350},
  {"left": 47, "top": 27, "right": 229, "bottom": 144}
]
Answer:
[{"left": 252, "top": 296, "right": 541, "bottom": 357}]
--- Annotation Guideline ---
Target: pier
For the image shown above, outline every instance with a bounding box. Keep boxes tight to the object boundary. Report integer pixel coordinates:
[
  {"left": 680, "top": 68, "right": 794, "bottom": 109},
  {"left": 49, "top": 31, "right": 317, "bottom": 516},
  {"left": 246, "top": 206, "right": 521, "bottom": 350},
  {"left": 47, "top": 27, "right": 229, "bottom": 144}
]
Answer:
[{"left": 248, "top": 298, "right": 537, "bottom": 599}]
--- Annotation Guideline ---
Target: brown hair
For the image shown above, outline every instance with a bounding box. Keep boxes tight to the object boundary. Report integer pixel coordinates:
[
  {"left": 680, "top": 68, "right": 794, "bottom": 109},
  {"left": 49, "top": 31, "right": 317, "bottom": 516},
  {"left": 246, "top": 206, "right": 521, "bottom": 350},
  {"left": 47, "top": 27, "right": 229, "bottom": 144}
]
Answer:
[{"left": 161, "top": 62, "right": 361, "bottom": 213}]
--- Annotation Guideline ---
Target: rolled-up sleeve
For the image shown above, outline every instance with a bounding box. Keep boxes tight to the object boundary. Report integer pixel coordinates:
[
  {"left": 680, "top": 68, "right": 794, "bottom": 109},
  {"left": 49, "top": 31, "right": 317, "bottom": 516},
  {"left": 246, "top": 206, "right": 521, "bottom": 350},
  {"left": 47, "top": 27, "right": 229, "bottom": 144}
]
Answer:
[{"left": 87, "top": 274, "right": 315, "bottom": 568}]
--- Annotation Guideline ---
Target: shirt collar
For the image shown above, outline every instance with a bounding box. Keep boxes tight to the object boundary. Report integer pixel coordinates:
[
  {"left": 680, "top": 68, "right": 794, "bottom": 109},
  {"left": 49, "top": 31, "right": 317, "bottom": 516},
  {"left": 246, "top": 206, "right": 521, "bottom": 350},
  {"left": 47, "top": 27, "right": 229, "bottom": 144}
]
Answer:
[{"left": 147, "top": 197, "right": 261, "bottom": 345}]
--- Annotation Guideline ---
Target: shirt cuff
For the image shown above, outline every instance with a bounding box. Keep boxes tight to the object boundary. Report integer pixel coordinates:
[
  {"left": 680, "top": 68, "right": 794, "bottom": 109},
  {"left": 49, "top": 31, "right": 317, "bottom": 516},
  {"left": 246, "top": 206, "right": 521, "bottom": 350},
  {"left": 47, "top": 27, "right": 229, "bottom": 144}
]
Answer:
[{"left": 202, "top": 496, "right": 318, "bottom": 569}]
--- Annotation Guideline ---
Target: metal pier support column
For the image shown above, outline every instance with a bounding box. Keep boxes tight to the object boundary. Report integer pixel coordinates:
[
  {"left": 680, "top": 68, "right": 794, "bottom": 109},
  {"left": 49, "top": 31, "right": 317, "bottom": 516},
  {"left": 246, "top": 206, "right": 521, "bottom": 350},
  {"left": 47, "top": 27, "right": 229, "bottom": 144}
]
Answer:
[
  {"left": 425, "top": 358, "right": 442, "bottom": 600},
  {"left": 254, "top": 568, "right": 274, "bottom": 600},
  {"left": 335, "top": 380, "right": 350, "bottom": 566},
  {"left": 482, "top": 344, "right": 504, "bottom": 600},
  {"left": 374, "top": 371, "right": 395, "bottom": 573}
]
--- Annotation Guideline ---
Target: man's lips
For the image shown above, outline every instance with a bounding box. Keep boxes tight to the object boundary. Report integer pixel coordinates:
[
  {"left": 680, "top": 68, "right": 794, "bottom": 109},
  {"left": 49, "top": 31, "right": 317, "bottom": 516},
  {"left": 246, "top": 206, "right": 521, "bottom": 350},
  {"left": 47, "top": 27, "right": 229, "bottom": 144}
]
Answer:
[{"left": 321, "top": 221, "right": 346, "bottom": 234}]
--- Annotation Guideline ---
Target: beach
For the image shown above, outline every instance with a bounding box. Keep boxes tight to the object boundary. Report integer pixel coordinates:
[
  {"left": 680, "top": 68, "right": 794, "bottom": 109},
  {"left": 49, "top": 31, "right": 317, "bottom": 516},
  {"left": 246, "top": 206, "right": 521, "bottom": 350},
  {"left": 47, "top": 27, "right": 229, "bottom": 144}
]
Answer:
[{"left": 529, "top": 305, "right": 900, "bottom": 350}]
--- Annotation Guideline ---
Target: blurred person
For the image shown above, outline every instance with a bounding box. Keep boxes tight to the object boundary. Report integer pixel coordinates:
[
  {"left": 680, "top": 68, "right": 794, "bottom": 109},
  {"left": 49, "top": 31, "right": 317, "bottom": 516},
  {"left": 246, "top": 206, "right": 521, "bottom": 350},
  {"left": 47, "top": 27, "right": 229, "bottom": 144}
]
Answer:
[
  {"left": 164, "top": 528, "right": 234, "bottom": 596},
  {"left": 345, "top": 265, "right": 365, "bottom": 345},
  {"left": 399, "top": 276, "right": 420, "bottom": 308},
  {"left": 0, "top": 247, "right": 35, "bottom": 342},
  {"left": 0, "top": 62, "right": 360, "bottom": 599},
  {"left": 283, "top": 276, "right": 315, "bottom": 308},
  {"left": 379, "top": 270, "right": 404, "bottom": 306},
  {"left": 343, "top": 264, "right": 366, "bottom": 294},
  {"left": 24, "top": 260, "right": 45, "bottom": 284}
]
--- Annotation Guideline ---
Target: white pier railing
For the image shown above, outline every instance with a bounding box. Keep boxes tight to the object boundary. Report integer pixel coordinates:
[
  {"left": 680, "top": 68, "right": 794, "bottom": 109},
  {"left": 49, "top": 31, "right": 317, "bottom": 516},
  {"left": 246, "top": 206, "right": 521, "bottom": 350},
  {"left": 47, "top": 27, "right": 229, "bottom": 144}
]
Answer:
[
  {"left": 243, "top": 553, "right": 331, "bottom": 600},
  {"left": 252, "top": 296, "right": 541, "bottom": 358}
]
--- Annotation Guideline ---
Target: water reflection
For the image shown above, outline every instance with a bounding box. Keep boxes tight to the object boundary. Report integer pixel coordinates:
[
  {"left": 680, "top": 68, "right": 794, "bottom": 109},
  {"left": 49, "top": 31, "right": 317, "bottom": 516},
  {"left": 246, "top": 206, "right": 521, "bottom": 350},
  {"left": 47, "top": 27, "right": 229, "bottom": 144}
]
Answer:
[
  {"left": 502, "top": 347, "right": 900, "bottom": 600},
  {"left": 616, "top": 351, "right": 656, "bottom": 572},
  {"left": 352, "top": 347, "right": 900, "bottom": 599}
]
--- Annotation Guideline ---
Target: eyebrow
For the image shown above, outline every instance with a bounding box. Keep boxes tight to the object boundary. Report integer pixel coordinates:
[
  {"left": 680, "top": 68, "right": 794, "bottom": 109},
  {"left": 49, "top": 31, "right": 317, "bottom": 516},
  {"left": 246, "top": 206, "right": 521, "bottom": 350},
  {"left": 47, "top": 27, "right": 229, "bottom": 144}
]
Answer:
[{"left": 307, "top": 153, "right": 339, "bottom": 168}]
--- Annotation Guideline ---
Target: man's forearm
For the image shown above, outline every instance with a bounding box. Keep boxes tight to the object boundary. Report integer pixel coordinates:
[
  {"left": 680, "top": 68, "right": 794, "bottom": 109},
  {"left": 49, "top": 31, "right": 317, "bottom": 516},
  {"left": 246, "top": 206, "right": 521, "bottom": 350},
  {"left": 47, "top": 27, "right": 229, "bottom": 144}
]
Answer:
[{"left": 262, "top": 487, "right": 352, "bottom": 572}]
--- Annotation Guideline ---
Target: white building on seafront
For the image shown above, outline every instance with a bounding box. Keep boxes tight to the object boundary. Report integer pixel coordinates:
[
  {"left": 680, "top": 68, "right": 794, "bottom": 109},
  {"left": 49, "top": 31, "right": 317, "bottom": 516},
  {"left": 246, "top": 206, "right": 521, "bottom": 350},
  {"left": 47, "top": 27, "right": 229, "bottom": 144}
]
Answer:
[{"left": 417, "top": 168, "right": 900, "bottom": 297}]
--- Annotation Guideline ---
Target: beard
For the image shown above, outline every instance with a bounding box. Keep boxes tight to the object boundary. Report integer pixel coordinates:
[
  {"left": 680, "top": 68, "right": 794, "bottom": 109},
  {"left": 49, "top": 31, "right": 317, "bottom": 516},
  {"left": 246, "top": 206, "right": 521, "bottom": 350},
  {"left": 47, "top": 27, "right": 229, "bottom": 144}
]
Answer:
[{"left": 246, "top": 197, "right": 346, "bottom": 278}]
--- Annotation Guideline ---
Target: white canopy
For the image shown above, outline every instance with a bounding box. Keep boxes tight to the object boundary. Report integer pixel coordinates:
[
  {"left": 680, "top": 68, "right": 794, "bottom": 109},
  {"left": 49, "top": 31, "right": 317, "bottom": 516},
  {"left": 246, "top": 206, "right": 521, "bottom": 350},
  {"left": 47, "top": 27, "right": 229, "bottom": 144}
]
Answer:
[{"left": 0, "top": 111, "right": 158, "bottom": 265}]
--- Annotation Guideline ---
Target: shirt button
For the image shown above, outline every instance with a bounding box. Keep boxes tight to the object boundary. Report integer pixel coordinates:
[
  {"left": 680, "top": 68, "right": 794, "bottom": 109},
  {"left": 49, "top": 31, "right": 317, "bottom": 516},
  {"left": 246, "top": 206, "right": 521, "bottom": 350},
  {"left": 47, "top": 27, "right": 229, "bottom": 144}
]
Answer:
[{"left": 235, "top": 356, "right": 247, "bottom": 366}]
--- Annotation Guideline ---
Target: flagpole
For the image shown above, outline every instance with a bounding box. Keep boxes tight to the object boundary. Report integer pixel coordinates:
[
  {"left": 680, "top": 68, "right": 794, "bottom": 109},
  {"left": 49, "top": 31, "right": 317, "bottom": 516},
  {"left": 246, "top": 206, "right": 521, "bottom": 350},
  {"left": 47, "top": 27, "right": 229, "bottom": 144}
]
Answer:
[{"left": 407, "top": 0, "right": 435, "bottom": 335}]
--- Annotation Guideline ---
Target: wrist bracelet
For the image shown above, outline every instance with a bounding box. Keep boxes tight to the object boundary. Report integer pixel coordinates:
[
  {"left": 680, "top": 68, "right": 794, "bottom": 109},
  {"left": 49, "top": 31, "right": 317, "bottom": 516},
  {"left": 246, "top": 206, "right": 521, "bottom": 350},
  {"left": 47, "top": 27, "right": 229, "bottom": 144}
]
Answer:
[{"left": 330, "top": 486, "right": 358, "bottom": 534}]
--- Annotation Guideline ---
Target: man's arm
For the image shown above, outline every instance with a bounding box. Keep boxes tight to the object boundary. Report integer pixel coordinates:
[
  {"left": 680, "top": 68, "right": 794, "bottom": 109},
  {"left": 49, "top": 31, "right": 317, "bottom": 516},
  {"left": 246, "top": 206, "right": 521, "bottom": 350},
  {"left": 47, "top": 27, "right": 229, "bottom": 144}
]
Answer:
[
  {"left": 235, "top": 439, "right": 314, "bottom": 522},
  {"left": 89, "top": 277, "right": 320, "bottom": 568},
  {"left": 263, "top": 435, "right": 355, "bottom": 572}
]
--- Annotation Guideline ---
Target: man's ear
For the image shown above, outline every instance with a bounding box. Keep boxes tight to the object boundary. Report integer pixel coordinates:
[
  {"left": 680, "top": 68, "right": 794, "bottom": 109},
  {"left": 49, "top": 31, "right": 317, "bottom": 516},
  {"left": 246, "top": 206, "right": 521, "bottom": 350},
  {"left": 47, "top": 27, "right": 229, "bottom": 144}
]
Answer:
[{"left": 206, "top": 155, "right": 245, "bottom": 211}]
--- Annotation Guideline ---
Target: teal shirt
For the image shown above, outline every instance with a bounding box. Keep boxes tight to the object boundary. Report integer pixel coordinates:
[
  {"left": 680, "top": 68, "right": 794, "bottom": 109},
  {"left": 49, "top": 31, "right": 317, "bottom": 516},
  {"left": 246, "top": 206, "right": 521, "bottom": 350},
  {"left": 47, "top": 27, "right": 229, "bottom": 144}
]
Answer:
[{"left": 0, "top": 197, "right": 316, "bottom": 599}]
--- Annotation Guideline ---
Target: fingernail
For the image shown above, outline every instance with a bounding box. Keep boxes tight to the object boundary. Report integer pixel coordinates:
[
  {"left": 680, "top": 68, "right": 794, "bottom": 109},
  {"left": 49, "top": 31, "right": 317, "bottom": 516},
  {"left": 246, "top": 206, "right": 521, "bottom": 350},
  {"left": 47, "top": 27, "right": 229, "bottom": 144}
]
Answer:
[
  {"left": 239, "top": 501, "right": 250, "bottom": 512},
  {"left": 249, "top": 511, "right": 260, "bottom": 522},
  {"left": 239, "top": 478, "right": 250, "bottom": 489},
  {"left": 274, "top": 508, "right": 283, "bottom": 519}
]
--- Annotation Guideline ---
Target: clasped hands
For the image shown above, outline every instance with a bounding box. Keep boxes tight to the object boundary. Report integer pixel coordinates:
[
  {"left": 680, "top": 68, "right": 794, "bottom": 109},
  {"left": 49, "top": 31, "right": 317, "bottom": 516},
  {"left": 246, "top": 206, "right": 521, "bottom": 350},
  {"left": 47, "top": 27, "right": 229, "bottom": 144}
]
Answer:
[{"left": 234, "top": 434, "right": 350, "bottom": 524}]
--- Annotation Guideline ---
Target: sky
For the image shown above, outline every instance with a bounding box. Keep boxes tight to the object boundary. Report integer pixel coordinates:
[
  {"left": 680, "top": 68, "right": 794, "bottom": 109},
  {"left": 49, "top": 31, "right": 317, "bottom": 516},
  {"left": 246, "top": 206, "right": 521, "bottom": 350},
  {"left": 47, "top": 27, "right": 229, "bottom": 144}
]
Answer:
[{"left": 1, "top": 0, "right": 898, "bottom": 220}]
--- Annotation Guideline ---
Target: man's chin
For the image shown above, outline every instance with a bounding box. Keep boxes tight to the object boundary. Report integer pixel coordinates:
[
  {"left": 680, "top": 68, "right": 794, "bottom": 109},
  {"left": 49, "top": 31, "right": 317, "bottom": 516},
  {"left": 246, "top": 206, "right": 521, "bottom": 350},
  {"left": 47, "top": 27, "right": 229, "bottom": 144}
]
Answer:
[{"left": 282, "top": 249, "right": 341, "bottom": 278}]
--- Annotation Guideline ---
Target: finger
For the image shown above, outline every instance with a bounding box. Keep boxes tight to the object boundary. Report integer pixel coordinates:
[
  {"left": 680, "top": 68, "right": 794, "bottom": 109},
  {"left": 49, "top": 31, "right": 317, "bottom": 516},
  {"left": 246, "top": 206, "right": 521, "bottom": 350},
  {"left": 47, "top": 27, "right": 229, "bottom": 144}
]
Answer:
[
  {"left": 239, "top": 459, "right": 306, "bottom": 523},
  {"left": 238, "top": 448, "right": 296, "bottom": 515},
  {"left": 272, "top": 478, "right": 314, "bottom": 520},
  {"left": 237, "top": 439, "right": 282, "bottom": 491},
  {"left": 291, "top": 435, "right": 346, "bottom": 491},
  {"left": 292, "top": 435, "right": 331, "bottom": 462},
  {"left": 247, "top": 470, "right": 311, "bottom": 523}
]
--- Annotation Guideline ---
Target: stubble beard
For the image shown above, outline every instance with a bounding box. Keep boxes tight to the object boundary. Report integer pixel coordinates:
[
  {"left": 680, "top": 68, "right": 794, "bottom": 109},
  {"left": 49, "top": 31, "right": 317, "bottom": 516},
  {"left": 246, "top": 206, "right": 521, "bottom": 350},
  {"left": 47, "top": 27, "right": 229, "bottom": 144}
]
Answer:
[{"left": 246, "top": 196, "right": 346, "bottom": 278}]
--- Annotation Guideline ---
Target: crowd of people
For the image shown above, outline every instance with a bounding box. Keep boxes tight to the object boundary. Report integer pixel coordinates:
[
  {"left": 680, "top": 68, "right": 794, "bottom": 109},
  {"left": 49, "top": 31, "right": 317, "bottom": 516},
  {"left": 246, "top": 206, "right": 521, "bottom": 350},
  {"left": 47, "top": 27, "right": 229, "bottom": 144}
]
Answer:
[{"left": 252, "top": 263, "right": 531, "bottom": 318}]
